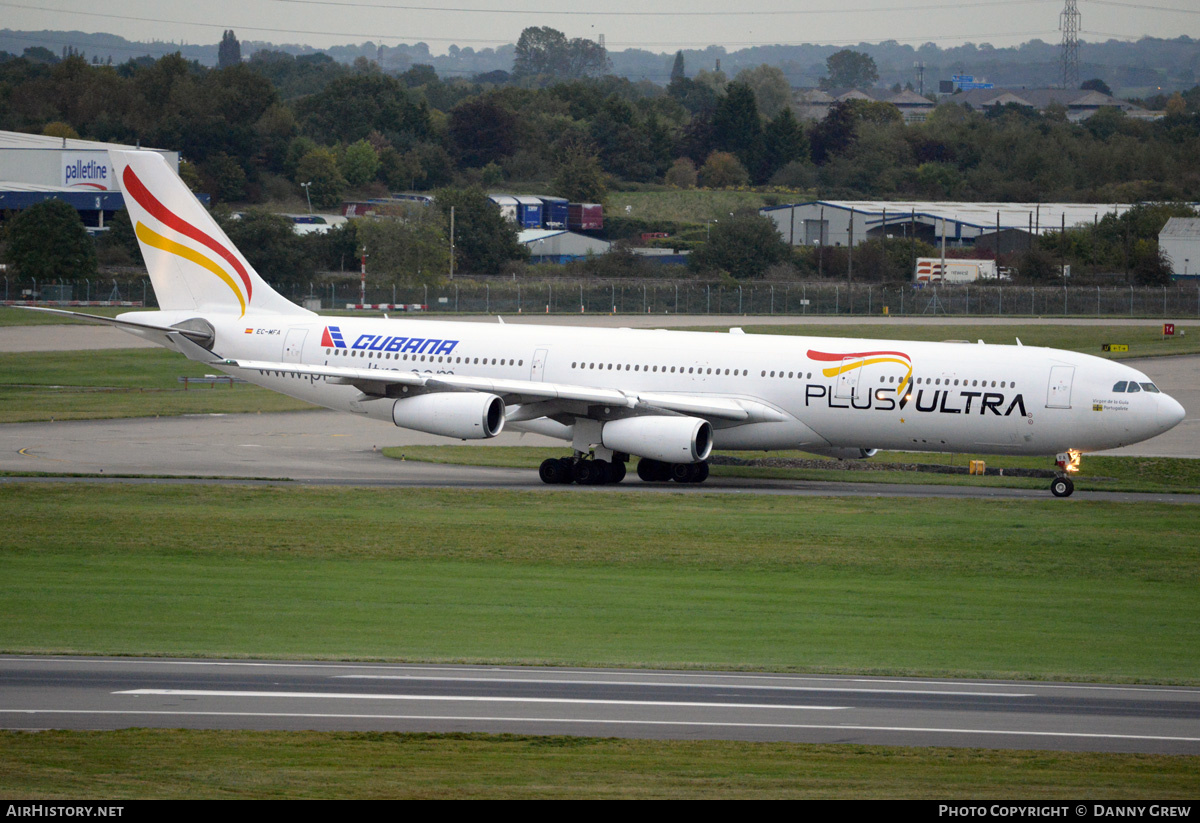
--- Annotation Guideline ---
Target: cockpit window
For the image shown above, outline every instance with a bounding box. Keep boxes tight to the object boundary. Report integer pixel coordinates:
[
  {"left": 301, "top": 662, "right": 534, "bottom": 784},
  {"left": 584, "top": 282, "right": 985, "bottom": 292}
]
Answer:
[
  {"left": 1127, "top": 382, "right": 1141, "bottom": 393},
  {"left": 1113, "top": 381, "right": 1128, "bottom": 392},
  {"left": 1141, "top": 383, "right": 1160, "bottom": 393}
]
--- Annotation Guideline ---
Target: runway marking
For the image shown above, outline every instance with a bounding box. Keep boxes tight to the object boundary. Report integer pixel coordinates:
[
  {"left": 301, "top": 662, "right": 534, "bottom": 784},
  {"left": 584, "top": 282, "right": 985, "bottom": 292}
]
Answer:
[
  {"left": 7, "top": 657, "right": 1200, "bottom": 696},
  {"left": 335, "top": 675, "right": 1033, "bottom": 698},
  {"left": 113, "top": 689, "right": 848, "bottom": 711},
  {"left": 6, "top": 709, "right": 1200, "bottom": 745}
]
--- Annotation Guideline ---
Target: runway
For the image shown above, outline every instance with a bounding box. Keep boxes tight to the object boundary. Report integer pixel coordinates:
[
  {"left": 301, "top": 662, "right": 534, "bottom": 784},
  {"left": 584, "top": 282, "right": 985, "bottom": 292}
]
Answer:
[
  {"left": 3, "top": 410, "right": 1198, "bottom": 502},
  {"left": 2, "top": 656, "right": 1198, "bottom": 754}
]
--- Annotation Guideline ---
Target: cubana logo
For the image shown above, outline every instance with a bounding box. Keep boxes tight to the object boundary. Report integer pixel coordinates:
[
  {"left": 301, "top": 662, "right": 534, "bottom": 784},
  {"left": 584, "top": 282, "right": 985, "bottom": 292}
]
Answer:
[
  {"left": 321, "top": 326, "right": 346, "bottom": 348},
  {"left": 123, "top": 164, "right": 253, "bottom": 316},
  {"left": 808, "top": 348, "right": 913, "bottom": 400}
]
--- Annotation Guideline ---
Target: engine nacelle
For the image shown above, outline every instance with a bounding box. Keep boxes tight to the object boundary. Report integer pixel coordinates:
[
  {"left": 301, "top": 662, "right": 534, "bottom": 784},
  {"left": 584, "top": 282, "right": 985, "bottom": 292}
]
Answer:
[
  {"left": 602, "top": 416, "right": 713, "bottom": 464},
  {"left": 392, "top": 392, "right": 504, "bottom": 440},
  {"left": 804, "top": 446, "right": 879, "bottom": 460}
]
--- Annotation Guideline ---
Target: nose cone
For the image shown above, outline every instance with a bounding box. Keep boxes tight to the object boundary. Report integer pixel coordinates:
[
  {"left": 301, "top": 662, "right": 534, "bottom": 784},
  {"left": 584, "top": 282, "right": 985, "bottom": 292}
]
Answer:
[{"left": 1158, "top": 394, "right": 1186, "bottom": 433}]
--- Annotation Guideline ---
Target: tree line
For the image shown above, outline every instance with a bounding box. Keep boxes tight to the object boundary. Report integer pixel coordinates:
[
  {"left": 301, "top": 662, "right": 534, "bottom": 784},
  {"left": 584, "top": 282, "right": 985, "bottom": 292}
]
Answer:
[{"left": 1, "top": 29, "right": 1198, "bottom": 285}]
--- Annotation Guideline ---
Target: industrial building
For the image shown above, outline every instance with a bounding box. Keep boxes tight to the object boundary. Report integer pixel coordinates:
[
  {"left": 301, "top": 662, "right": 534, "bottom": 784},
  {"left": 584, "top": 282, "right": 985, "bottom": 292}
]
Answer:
[
  {"left": 761, "top": 200, "right": 1133, "bottom": 254},
  {"left": 519, "top": 229, "right": 611, "bottom": 263},
  {"left": 0, "top": 130, "right": 179, "bottom": 228},
  {"left": 1160, "top": 218, "right": 1200, "bottom": 279}
]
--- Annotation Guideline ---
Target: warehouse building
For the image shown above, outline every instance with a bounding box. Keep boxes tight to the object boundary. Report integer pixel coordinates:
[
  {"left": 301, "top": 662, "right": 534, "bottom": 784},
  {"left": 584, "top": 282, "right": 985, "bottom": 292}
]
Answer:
[
  {"left": 0, "top": 130, "right": 179, "bottom": 228},
  {"left": 519, "top": 229, "right": 611, "bottom": 263},
  {"left": 1160, "top": 218, "right": 1200, "bottom": 279},
  {"left": 761, "top": 200, "right": 1133, "bottom": 254}
]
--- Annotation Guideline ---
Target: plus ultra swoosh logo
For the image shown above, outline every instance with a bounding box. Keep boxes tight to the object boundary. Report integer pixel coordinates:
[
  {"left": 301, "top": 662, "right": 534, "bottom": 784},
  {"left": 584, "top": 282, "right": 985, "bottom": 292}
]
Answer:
[
  {"left": 808, "top": 348, "right": 914, "bottom": 396},
  {"left": 123, "top": 164, "right": 252, "bottom": 316}
]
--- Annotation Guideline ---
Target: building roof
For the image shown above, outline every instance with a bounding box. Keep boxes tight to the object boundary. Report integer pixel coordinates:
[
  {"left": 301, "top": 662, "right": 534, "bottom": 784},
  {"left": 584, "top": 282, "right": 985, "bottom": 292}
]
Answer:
[
  {"left": 1160, "top": 217, "right": 1200, "bottom": 239},
  {"left": 762, "top": 200, "right": 1133, "bottom": 234},
  {"left": 518, "top": 229, "right": 567, "bottom": 243},
  {"left": 0, "top": 129, "right": 164, "bottom": 152}
]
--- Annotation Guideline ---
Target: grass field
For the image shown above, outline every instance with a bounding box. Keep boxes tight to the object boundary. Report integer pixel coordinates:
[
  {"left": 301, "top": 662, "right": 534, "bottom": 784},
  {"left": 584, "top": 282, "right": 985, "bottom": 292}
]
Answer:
[
  {"left": 733, "top": 323, "right": 1200, "bottom": 360},
  {"left": 3, "top": 483, "right": 1198, "bottom": 682},
  {"left": 382, "top": 446, "right": 1200, "bottom": 495},
  {"left": 0, "top": 306, "right": 149, "bottom": 327},
  {"left": 2, "top": 730, "right": 1196, "bottom": 799},
  {"left": 609, "top": 190, "right": 795, "bottom": 223},
  {"left": 0, "top": 348, "right": 313, "bottom": 422}
]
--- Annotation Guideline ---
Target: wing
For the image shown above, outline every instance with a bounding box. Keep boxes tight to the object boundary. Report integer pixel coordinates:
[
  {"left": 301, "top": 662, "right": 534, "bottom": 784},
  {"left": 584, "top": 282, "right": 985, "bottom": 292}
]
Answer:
[{"left": 219, "top": 357, "right": 787, "bottom": 424}]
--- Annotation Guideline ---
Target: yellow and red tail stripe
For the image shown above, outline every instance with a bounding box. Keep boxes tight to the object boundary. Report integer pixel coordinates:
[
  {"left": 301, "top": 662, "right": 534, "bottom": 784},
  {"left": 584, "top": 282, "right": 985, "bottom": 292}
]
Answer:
[
  {"left": 808, "top": 348, "right": 913, "bottom": 394},
  {"left": 134, "top": 222, "right": 246, "bottom": 316},
  {"left": 122, "top": 164, "right": 253, "bottom": 303}
]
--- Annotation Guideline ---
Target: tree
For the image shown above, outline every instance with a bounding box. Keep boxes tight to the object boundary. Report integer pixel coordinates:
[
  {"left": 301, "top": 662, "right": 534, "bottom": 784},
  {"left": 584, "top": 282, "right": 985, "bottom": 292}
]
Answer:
[
  {"left": 434, "top": 187, "right": 528, "bottom": 274},
  {"left": 218, "top": 30, "right": 241, "bottom": 69},
  {"left": 670, "top": 51, "right": 685, "bottom": 83},
  {"left": 821, "top": 49, "right": 878, "bottom": 90},
  {"left": 294, "top": 147, "right": 346, "bottom": 209},
  {"left": 449, "top": 97, "right": 517, "bottom": 167},
  {"left": 735, "top": 64, "right": 792, "bottom": 120},
  {"left": 1081, "top": 78, "right": 1113, "bottom": 96},
  {"left": 4, "top": 199, "right": 96, "bottom": 279},
  {"left": 553, "top": 143, "right": 607, "bottom": 203},
  {"left": 356, "top": 217, "right": 448, "bottom": 286},
  {"left": 664, "top": 157, "right": 697, "bottom": 188},
  {"left": 340, "top": 139, "right": 381, "bottom": 187},
  {"left": 511, "top": 26, "right": 608, "bottom": 81},
  {"left": 689, "top": 213, "right": 790, "bottom": 279},
  {"left": 762, "top": 107, "right": 807, "bottom": 179},
  {"left": 711, "top": 82, "right": 764, "bottom": 180},
  {"left": 698, "top": 151, "right": 749, "bottom": 188},
  {"left": 217, "top": 210, "right": 312, "bottom": 286}
]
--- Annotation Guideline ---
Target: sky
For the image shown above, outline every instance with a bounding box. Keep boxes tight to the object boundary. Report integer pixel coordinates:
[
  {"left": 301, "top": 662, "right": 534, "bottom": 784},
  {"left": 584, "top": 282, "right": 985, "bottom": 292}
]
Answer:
[{"left": 2, "top": 0, "right": 1199, "bottom": 56}]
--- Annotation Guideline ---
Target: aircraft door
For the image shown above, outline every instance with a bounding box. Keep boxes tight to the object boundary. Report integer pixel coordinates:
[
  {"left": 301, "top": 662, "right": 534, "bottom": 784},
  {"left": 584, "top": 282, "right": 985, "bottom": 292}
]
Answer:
[
  {"left": 1046, "top": 365, "right": 1075, "bottom": 409},
  {"left": 530, "top": 348, "right": 548, "bottom": 381},
  {"left": 284, "top": 328, "right": 308, "bottom": 364},
  {"left": 834, "top": 356, "right": 861, "bottom": 399}
]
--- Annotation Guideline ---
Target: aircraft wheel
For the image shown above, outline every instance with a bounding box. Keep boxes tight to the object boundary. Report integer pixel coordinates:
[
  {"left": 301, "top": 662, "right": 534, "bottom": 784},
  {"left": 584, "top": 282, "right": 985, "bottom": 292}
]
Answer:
[
  {"left": 692, "top": 461, "right": 709, "bottom": 483},
  {"left": 1051, "top": 476, "right": 1074, "bottom": 498},
  {"left": 670, "top": 462, "right": 694, "bottom": 483},
  {"left": 609, "top": 460, "right": 626, "bottom": 484},
  {"left": 637, "top": 458, "right": 662, "bottom": 482},
  {"left": 539, "top": 458, "right": 565, "bottom": 485},
  {"left": 588, "top": 460, "right": 612, "bottom": 485}
]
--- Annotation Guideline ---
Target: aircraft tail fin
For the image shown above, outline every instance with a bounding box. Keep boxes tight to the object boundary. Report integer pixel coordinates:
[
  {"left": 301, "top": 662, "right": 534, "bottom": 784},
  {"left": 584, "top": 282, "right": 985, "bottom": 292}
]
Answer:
[{"left": 109, "top": 150, "right": 310, "bottom": 318}]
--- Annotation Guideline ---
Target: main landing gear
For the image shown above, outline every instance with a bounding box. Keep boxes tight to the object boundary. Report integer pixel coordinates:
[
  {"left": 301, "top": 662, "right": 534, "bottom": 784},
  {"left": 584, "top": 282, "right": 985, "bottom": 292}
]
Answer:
[
  {"left": 636, "top": 458, "right": 709, "bottom": 484},
  {"left": 539, "top": 455, "right": 627, "bottom": 485},
  {"left": 1050, "top": 450, "right": 1081, "bottom": 497},
  {"left": 537, "top": 455, "right": 710, "bottom": 485}
]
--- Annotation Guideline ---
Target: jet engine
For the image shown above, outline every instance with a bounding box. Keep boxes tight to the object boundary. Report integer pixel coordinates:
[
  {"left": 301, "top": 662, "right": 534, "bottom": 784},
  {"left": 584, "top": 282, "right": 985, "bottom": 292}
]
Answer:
[
  {"left": 392, "top": 392, "right": 504, "bottom": 440},
  {"left": 602, "top": 416, "right": 713, "bottom": 463},
  {"left": 804, "top": 447, "right": 879, "bottom": 460}
]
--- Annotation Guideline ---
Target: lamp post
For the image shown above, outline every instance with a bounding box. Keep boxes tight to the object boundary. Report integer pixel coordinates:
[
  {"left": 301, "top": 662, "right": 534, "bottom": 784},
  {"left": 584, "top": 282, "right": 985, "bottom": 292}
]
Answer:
[{"left": 300, "top": 182, "right": 313, "bottom": 215}]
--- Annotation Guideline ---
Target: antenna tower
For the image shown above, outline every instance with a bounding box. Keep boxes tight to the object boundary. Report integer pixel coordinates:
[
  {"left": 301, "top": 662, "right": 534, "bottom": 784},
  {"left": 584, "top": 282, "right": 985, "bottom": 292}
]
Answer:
[{"left": 1060, "top": 0, "right": 1080, "bottom": 89}]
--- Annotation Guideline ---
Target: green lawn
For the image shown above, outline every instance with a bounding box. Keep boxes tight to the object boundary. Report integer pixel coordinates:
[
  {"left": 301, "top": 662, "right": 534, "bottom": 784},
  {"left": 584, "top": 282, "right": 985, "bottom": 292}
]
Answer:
[
  {"left": 3, "top": 483, "right": 1197, "bottom": 682},
  {"left": 609, "top": 189, "right": 796, "bottom": 224},
  {"left": 1, "top": 730, "right": 1194, "bottom": 799},
  {"left": 0, "top": 348, "right": 313, "bottom": 422},
  {"left": 0, "top": 306, "right": 151, "bottom": 326},
  {"left": 731, "top": 323, "right": 1200, "bottom": 360},
  {"left": 383, "top": 446, "right": 1200, "bottom": 495}
]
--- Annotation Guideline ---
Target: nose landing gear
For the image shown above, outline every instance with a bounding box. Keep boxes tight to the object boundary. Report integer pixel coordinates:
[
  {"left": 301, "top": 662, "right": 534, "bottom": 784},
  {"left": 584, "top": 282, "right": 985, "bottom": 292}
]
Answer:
[{"left": 1051, "top": 450, "right": 1081, "bottom": 497}]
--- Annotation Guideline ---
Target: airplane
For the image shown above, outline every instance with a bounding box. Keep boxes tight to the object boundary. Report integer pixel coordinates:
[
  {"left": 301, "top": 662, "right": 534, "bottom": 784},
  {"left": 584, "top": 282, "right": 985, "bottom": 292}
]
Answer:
[{"left": 24, "top": 150, "right": 1187, "bottom": 497}]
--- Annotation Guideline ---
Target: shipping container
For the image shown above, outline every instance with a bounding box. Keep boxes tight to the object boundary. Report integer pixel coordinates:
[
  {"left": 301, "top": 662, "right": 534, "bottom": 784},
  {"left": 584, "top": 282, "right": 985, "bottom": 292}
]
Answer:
[
  {"left": 488, "top": 194, "right": 519, "bottom": 223},
  {"left": 568, "top": 202, "right": 604, "bottom": 231},
  {"left": 538, "top": 196, "right": 569, "bottom": 229},
  {"left": 512, "top": 195, "right": 544, "bottom": 228}
]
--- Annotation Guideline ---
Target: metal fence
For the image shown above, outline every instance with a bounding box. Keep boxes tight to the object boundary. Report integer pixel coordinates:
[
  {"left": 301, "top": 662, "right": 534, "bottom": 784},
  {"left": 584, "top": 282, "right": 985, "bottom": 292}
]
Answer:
[
  {"left": 299, "top": 280, "right": 1200, "bottom": 319},
  {"left": 6, "top": 275, "right": 1200, "bottom": 318}
]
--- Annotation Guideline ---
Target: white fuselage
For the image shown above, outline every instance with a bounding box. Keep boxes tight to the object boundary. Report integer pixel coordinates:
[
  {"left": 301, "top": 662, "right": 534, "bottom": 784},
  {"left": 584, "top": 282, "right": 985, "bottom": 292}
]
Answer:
[{"left": 133, "top": 311, "right": 1185, "bottom": 457}]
